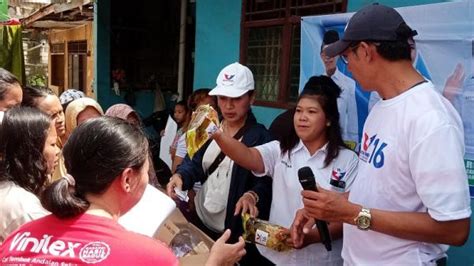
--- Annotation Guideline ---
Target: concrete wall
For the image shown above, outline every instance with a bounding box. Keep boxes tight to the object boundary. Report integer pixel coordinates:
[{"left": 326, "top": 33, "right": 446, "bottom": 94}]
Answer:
[
  {"left": 193, "top": 0, "right": 286, "bottom": 127},
  {"left": 193, "top": 0, "right": 241, "bottom": 90}
]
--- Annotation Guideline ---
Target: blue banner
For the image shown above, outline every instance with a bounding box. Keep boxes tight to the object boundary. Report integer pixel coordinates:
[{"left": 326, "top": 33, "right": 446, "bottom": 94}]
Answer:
[{"left": 300, "top": 0, "right": 474, "bottom": 196}]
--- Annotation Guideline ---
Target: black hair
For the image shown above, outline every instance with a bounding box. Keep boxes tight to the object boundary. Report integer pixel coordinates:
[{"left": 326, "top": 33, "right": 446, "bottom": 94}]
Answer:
[
  {"left": 0, "top": 107, "right": 52, "bottom": 195},
  {"left": 41, "top": 116, "right": 149, "bottom": 218},
  {"left": 372, "top": 23, "right": 415, "bottom": 61},
  {"left": 22, "top": 85, "right": 55, "bottom": 107},
  {"left": 175, "top": 100, "right": 190, "bottom": 113},
  {"left": 320, "top": 30, "right": 339, "bottom": 52},
  {"left": 280, "top": 75, "right": 347, "bottom": 167},
  {"left": 0, "top": 68, "right": 21, "bottom": 101}
]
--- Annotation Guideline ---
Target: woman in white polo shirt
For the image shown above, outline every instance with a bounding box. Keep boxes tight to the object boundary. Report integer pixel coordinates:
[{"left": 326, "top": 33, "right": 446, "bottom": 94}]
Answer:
[{"left": 211, "top": 75, "right": 359, "bottom": 266}]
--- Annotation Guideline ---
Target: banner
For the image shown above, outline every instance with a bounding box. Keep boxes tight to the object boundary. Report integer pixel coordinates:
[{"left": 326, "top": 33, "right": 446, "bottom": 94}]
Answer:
[{"left": 300, "top": 0, "right": 473, "bottom": 195}]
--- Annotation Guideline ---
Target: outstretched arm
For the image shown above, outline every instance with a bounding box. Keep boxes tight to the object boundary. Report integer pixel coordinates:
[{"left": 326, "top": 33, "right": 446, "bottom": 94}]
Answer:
[
  {"left": 299, "top": 188, "right": 470, "bottom": 246},
  {"left": 211, "top": 130, "right": 265, "bottom": 174}
]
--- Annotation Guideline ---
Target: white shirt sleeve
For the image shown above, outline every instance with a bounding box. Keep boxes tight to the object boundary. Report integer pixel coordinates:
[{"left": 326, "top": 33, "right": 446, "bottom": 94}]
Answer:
[
  {"left": 175, "top": 134, "right": 187, "bottom": 158},
  {"left": 337, "top": 149, "right": 359, "bottom": 192},
  {"left": 252, "top": 140, "right": 281, "bottom": 178},
  {"left": 410, "top": 121, "right": 471, "bottom": 221}
]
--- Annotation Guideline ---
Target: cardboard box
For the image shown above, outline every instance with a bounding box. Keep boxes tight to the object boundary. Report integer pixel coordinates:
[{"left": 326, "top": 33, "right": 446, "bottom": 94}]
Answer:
[
  {"left": 119, "top": 185, "right": 176, "bottom": 237},
  {"left": 154, "top": 208, "right": 215, "bottom": 266}
]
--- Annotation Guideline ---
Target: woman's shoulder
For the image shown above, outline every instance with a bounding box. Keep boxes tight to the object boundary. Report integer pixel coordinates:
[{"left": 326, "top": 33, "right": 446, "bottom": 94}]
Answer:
[
  {"left": 336, "top": 146, "right": 359, "bottom": 162},
  {"left": 0, "top": 181, "right": 44, "bottom": 211}
]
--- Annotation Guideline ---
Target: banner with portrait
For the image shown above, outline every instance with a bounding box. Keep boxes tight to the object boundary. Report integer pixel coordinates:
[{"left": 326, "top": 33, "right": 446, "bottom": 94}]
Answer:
[{"left": 300, "top": 0, "right": 474, "bottom": 196}]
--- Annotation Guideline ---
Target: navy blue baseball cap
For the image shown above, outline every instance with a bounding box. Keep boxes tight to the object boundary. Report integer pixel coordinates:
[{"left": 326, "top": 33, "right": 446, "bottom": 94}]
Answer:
[{"left": 324, "top": 3, "right": 417, "bottom": 57}]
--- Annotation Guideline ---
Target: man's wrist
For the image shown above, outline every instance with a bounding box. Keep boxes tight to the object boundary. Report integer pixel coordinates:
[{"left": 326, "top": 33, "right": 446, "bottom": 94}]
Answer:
[{"left": 344, "top": 203, "right": 362, "bottom": 225}]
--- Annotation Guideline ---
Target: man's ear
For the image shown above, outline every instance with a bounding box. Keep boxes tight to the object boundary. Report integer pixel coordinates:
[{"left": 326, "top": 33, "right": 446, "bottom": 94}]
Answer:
[
  {"left": 249, "top": 92, "right": 256, "bottom": 105},
  {"left": 361, "top": 41, "right": 377, "bottom": 62},
  {"left": 119, "top": 168, "right": 134, "bottom": 193}
]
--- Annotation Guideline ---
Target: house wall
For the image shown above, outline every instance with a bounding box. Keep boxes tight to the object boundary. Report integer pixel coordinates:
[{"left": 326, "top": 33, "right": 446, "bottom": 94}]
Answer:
[
  {"left": 193, "top": 0, "right": 285, "bottom": 127},
  {"left": 193, "top": 0, "right": 454, "bottom": 129},
  {"left": 49, "top": 22, "right": 94, "bottom": 97}
]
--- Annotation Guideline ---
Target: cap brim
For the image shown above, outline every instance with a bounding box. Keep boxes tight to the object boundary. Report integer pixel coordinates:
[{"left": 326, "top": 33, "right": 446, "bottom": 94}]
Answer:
[
  {"left": 324, "top": 40, "right": 351, "bottom": 58},
  {"left": 209, "top": 86, "right": 249, "bottom": 98}
]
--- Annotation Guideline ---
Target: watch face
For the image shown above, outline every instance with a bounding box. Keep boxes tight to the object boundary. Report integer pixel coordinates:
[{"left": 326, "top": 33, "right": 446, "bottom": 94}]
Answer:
[{"left": 358, "top": 216, "right": 371, "bottom": 230}]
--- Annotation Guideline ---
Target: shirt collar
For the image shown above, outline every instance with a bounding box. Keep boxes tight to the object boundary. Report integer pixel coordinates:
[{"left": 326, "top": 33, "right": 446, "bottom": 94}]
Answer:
[
  {"left": 331, "top": 68, "right": 343, "bottom": 80},
  {"left": 292, "top": 139, "right": 329, "bottom": 156}
]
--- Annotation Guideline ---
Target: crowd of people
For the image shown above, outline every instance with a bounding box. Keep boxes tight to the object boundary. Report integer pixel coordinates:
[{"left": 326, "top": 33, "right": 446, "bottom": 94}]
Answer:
[{"left": 0, "top": 3, "right": 471, "bottom": 266}]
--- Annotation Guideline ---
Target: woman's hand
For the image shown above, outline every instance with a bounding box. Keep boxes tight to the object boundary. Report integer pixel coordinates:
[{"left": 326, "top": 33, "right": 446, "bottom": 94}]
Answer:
[
  {"left": 206, "top": 229, "right": 246, "bottom": 266},
  {"left": 290, "top": 208, "right": 317, "bottom": 249},
  {"left": 166, "top": 174, "right": 183, "bottom": 200},
  {"left": 234, "top": 192, "right": 259, "bottom": 218}
]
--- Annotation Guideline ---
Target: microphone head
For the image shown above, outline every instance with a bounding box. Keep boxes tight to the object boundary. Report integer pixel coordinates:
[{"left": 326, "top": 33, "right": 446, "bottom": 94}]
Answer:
[
  {"left": 298, "top": 166, "right": 313, "bottom": 179},
  {"left": 298, "top": 166, "right": 316, "bottom": 190}
]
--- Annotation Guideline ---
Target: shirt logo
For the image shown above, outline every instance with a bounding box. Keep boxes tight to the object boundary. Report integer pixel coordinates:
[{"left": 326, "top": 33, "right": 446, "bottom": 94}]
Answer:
[
  {"left": 224, "top": 74, "right": 235, "bottom": 81},
  {"left": 360, "top": 133, "right": 388, "bottom": 168},
  {"left": 8, "top": 232, "right": 81, "bottom": 257},
  {"left": 330, "top": 168, "right": 346, "bottom": 189},
  {"left": 281, "top": 160, "right": 292, "bottom": 168},
  {"left": 331, "top": 168, "right": 346, "bottom": 181},
  {"left": 79, "top": 241, "right": 111, "bottom": 264}
]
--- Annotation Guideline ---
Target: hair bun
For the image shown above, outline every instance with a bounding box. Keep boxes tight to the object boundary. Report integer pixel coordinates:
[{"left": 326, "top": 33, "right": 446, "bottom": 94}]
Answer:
[{"left": 302, "top": 76, "right": 341, "bottom": 100}]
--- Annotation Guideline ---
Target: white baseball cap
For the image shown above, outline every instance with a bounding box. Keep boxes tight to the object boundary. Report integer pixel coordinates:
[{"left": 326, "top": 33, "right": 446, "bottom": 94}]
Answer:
[{"left": 209, "top": 62, "right": 254, "bottom": 98}]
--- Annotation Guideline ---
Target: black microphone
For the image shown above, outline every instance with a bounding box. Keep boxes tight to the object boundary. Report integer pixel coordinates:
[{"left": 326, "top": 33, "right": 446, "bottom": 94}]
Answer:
[{"left": 298, "top": 166, "right": 332, "bottom": 251}]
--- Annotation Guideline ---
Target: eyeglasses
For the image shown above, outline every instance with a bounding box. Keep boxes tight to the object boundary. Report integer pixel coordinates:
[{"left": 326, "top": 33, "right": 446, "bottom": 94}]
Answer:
[{"left": 341, "top": 43, "right": 361, "bottom": 64}]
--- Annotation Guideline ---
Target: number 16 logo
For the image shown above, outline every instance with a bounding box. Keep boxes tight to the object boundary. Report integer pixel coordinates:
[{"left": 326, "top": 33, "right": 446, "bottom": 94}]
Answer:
[{"left": 362, "top": 133, "right": 388, "bottom": 168}]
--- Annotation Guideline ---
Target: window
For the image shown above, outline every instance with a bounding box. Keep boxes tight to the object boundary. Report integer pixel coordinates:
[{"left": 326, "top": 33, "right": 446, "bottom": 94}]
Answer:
[
  {"left": 50, "top": 43, "right": 65, "bottom": 89},
  {"left": 67, "top": 41, "right": 87, "bottom": 91},
  {"left": 241, "top": 0, "right": 347, "bottom": 107}
]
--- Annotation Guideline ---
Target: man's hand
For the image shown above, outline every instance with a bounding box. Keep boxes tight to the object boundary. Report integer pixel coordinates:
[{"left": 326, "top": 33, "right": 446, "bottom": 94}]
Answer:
[
  {"left": 166, "top": 174, "right": 183, "bottom": 200},
  {"left": 234, "top": 192, "right": 259, "bottom": 218},
  {"left": 443, "top": 63, "right": 465, "bottom": 102},
  {"left": 290, "top": 208, "right": 316, "bottom": 248},
  {"left": 301, "top": 186, "right": 358, "bottom": 224},
  {"left": 206, "top": 229, "right": 246, "bottom": 266}
]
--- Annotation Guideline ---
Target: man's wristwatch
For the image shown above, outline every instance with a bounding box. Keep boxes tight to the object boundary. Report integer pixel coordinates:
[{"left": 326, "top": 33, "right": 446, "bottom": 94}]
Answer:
[{"left": 354, "top": 207, "right": 371, "bottom": 230}]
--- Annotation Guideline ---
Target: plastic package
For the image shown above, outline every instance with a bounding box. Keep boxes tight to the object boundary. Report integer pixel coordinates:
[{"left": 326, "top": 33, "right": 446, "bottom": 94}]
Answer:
[
  {"left": 186, "top": 104, "right": 219, "bottom": 158},
  {"left": 242, "top": 213, "right": 292, "bottom": 252},
  {"left": 170, "top": 224, "right": 210, "bottom": 258}
]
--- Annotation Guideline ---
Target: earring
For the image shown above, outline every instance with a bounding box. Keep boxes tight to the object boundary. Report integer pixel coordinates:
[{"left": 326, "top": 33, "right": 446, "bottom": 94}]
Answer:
[
  {"left": 326, "top": 122, "right": 331, "bottom": 127},
  {"left": 125, "top": 184, "right": 130, "bottom": 192}
]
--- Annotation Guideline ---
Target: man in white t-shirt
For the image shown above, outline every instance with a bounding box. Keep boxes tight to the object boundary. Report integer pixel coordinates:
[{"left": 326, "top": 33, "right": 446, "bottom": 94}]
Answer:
[{"left": 292, "top": 4, "right": 471, "bottom": 265}]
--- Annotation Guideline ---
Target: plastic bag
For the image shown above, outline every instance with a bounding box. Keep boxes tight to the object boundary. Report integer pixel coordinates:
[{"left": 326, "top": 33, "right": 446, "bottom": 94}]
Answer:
[
  {"left": 242, "top": 213, "right": 292, "bottom": 252},
  {"left": 186, "top": 104, "right": 219, "bottom": 158},
  {"left": 170, "top": 224, "right": 210, "bottom": 258}
]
